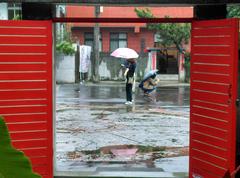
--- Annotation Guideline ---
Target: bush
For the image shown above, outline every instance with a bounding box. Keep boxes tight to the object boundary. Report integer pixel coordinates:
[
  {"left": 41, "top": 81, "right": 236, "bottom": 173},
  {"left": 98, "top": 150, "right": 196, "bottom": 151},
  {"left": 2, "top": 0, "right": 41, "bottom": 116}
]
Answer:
[{"left": 56, "top": 41, "right": 75, "bottom": 56}]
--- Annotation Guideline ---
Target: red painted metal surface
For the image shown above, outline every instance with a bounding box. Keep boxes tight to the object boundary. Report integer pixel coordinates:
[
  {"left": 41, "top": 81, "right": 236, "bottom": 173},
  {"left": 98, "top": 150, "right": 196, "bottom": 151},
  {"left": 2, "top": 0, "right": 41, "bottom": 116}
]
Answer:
[
  {"left": 190, "top": 18, "right": 239, "bottom": 178},
  {"left": 53, "top": 17, "right": 194, "bottom": 23},
  {"left": 0, "top": 20, "right": 53, "bottom": 178}
]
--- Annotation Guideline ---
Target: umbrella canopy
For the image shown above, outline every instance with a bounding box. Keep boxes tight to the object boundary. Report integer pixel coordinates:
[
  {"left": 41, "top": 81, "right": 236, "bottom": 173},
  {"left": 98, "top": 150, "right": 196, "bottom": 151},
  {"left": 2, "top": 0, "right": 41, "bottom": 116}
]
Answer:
[
  {"left": 110, "top": 48, "right": 139, "bottom": 59},
  {"left": 143, "top": 70, "right": 159, "bottom": 81}
]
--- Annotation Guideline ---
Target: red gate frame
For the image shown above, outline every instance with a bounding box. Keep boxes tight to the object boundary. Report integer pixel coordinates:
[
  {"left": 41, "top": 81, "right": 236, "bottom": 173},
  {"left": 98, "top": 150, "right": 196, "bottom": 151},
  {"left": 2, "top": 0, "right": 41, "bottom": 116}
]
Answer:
[
  {"left": 190, "top": 18, "right": 239, "bottom": 178},
  {"left": 0, "top": 20, "right": 53, "bottom": 178}
]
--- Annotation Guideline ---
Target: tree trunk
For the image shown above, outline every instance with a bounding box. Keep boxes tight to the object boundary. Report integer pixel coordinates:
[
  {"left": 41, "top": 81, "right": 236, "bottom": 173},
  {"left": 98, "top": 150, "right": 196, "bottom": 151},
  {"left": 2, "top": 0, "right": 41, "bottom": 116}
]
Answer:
[
  {"left": 75, "top": 45, "right": 80, "bottom": 83},
  {"left": 91, "top": 5, "right": 100, "bottom": 82}
]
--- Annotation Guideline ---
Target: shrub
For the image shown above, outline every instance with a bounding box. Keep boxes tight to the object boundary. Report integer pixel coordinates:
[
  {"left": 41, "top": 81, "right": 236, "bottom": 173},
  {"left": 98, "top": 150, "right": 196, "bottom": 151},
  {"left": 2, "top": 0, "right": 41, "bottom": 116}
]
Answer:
[{"left": 56, "top": 41, "right": 75, "bottom": 56}]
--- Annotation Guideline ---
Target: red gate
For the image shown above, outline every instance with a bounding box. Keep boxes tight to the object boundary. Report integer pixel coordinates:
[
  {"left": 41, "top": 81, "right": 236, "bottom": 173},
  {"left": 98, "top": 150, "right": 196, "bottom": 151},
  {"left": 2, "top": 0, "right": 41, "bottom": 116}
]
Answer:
[
  {"left": 190, "top": 18, "right": 239, "bottom": 177},
  {"left": 0, "top": 20, "right": 53, "bottom": 178}
]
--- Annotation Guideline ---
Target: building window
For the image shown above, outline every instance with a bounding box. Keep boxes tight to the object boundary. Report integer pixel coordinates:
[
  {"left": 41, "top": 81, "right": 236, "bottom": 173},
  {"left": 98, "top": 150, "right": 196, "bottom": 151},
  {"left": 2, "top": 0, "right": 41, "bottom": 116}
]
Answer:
[
  {"left": 110, "top": 33, "right": 127, "bottom": 51},
  {"left": 8, "top": 3, "right": 22, "bottom": 20},
  {"left": 84, "top": 32, "right": 102, "bottom": 52}
]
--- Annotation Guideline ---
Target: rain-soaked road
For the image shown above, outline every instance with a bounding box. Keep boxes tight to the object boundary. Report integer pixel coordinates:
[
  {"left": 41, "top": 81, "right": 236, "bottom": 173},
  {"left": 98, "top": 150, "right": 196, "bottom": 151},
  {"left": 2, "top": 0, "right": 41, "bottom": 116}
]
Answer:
[{"left": 55, "top": 82, "right": 190, "bottom": 177}]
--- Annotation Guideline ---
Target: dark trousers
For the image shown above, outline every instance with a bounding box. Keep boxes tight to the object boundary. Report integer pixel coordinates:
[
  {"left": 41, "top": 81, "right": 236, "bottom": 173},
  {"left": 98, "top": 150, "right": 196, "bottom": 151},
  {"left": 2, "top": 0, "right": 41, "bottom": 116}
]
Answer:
[
  {"left": 80, "top": 72, "right": 88, "bottom": 81},
  {"left": 126, "top": 83, "right": 132, "bottom": 102}
]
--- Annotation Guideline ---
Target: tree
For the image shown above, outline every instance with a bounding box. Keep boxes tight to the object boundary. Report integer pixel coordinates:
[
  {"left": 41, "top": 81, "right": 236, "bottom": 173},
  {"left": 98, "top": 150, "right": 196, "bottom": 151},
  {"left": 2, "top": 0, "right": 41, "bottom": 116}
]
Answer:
[
  {"left": 227, "top": 5, "right": 240, "bottom": 18},
  {"left": 92, "top": 5, "right": 100, "bottom": 82},
  {"left": 134, "top": 8, "right": 191, "bottom": 52}
]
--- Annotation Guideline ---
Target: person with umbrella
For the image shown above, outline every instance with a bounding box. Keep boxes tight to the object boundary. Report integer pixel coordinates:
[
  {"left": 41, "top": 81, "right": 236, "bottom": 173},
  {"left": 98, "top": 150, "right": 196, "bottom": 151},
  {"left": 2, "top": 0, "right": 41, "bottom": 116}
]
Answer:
[
  {"left": 124, "top": 58, "right": 137, "bottom": 105},
  {"left": 139, "top": 70, "right": 160, "bottom": 96},
  {"left": 110, "top": 48, "right": 138, "bottom": 105}
]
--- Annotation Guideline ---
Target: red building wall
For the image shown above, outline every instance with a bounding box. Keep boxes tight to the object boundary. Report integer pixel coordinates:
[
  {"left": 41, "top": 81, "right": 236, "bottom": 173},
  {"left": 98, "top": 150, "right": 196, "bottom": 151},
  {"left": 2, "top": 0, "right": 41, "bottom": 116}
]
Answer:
[
  {"left": 72, "top": 28, "right": 154, "bottom": 53},
  {"left": 102, "top": 30, "right": 110, "bottom": 52},
  {"left": 66, "top": 6, "right": 193, "bottom": 28},
  {"left": 127, "top": 29, "right": 154, "bottom": 52},
  {"left": 67, "top": 6, "right": 193, "bottom": 53}
]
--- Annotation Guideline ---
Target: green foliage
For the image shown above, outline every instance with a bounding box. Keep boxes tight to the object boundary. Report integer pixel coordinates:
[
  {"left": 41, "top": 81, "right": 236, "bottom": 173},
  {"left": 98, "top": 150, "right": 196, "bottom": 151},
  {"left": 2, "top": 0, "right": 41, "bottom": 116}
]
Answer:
[
  {"left": 12, "top": 14, "right": 21, "bottom": 20},
  {"left": 227, "top": 5, "right": 240, "bottom": 18},
  {"left": 56, "top": 41, "right": 75, "bottom": 56},
  {"left": 135, "top": 8, "right": 191, "bottom": 52},
  {"left": 0, "top": 117, "right": 41, "bottom": 178}
]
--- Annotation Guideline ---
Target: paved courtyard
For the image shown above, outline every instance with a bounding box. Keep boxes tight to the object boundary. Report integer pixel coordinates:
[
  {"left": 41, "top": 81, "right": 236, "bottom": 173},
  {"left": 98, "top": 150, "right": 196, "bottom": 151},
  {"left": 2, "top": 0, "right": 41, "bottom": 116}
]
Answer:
[{"left": 55, "top": 82, "right": 190, "bottom": 177}]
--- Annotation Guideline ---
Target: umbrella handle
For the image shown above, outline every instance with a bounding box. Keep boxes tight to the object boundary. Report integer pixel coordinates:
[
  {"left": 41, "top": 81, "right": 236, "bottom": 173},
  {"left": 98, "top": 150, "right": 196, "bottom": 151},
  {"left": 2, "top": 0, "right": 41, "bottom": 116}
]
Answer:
[{"left": 124, "top": 68, "right": 129, "bottom": 77}]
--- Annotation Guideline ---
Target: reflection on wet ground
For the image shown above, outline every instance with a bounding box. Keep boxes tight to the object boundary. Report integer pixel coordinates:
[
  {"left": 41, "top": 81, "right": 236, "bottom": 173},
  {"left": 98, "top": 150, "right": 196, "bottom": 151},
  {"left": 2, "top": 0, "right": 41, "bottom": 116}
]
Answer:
[
  {"left": 57, "top": 83, "right": 189, "bottom": 106},
  {"left": 56, "top": 83, "right": 190, "bottom": 177}
]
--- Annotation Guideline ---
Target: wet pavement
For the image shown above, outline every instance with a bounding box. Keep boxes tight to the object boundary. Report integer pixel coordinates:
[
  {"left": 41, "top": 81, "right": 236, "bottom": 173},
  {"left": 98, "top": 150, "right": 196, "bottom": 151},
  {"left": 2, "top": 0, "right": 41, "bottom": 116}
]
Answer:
[{"left": 55, "top": 82, "right": 190, "bottom": 177}]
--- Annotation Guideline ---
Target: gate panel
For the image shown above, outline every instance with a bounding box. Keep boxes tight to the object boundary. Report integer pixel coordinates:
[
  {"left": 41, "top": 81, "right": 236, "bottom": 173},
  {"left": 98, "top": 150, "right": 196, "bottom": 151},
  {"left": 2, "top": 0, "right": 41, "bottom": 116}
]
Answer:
[
  {"left": 190, "top": 18, "right": 239, "bottom": 178},
  {"left": 0, "top": 20, "right": 52, "bottom": 178}
]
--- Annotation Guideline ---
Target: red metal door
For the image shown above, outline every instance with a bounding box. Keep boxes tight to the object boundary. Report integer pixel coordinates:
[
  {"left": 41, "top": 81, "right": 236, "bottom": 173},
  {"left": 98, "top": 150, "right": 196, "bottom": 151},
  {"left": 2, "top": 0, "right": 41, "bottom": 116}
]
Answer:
[
  {"left": 190, "top": 18, "right": 239, "bottom": 178},
  {"left": 0, "top": 20, "right": 52, "bottom": 178}
]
